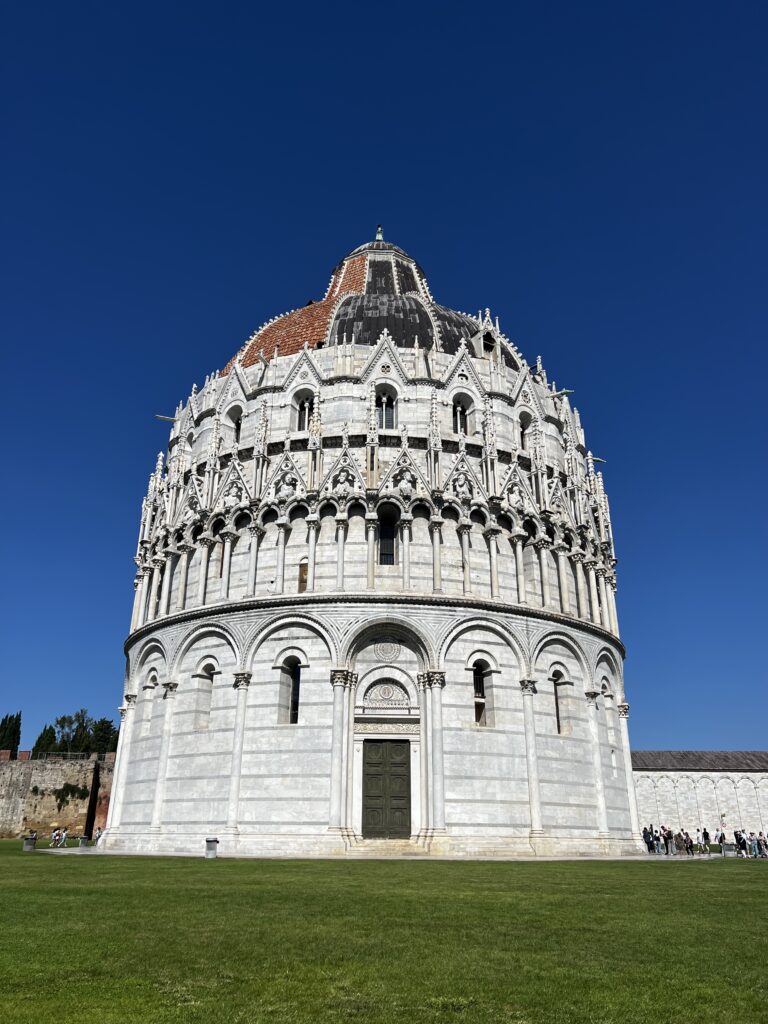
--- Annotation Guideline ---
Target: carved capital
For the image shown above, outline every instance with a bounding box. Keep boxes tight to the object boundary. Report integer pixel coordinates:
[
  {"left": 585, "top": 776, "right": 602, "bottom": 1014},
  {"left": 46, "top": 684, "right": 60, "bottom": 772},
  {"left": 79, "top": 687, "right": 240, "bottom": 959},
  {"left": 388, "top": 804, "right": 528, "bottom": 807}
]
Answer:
[
  {"left": 220, "top": 529, "right": 239, "bottom": 543},
  {"left": 428, "top": 518, "right": 443, "bottom": 535},
  {"left": 248, "top": 524, "right": 265, "bottom": 540},
  {"left": 519, "top": 678, "right": 537, "bottom": 695},
  {"left": 427, "top": 671, "right": 446, "bottom": 689},
  {"left": 199, "top": 535, "right": 216, "bottom": 549},
  {"left": 330, "top": 668, "right": 349, "bottom": 688},
  {"left": 162, "top": 680, "right": 179, "bottom": 699},
  {"left": 617, "top": 702, "right": 630, "bottom": 719},
  {"left": 233, "top": 671, "right": 252, "bottom": 690},
  {"left": 584, "top": 690, "right": 599, "bottom": 706},
  {"left": 416, "top": 672, "right": 430, "bottom": 690},
  {"left": 124, "top": 693, "right": 137, "bottom": 708},
  {"left": 569, "top": 550, "right": 586, "bottom": 564}
]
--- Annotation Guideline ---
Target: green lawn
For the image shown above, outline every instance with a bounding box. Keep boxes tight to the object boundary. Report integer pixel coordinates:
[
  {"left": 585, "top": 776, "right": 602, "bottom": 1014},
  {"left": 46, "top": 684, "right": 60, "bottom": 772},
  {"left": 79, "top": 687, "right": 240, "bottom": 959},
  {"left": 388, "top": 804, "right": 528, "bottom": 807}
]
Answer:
[{"left": 0, "top": 841, "right": 765, "bottom": 1024}]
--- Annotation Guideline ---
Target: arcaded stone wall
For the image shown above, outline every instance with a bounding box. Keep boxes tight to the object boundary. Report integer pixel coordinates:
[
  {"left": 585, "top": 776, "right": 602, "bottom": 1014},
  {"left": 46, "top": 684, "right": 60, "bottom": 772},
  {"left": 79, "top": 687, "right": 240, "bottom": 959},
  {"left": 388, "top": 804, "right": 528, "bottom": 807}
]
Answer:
[
  {"left": 634, "top": 770, "right": 767, "bottom": 835},
  {"left": 0, "top": 759, "right": 114, "bottom": 838}
]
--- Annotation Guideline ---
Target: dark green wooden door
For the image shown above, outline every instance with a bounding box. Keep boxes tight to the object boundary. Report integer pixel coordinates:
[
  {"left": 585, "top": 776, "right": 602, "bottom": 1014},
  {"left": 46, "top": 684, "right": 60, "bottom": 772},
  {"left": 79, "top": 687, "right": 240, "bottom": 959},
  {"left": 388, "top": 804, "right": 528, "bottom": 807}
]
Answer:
[{"left": 362, "top": 740, "right": 411, "bottom": 838}]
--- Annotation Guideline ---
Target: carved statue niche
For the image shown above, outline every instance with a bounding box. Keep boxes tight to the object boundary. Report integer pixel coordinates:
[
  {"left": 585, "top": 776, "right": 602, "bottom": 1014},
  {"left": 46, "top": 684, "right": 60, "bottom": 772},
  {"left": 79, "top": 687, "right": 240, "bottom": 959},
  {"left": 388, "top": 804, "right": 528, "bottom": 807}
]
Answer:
[
  {"left": 453, "top": 471, "right": 473, "bottom": 502},
  {"left": 275, "top": 459, "right": 299, "bottom": 503},
  {"left": 330, "top": 456, "right": 360, "bottom": 502},
  {"left": 222, "top": 480, "right": 243, "bottom": 511},
  {"left": 394, "top": 466, "right": 416, "bottom": 502}
]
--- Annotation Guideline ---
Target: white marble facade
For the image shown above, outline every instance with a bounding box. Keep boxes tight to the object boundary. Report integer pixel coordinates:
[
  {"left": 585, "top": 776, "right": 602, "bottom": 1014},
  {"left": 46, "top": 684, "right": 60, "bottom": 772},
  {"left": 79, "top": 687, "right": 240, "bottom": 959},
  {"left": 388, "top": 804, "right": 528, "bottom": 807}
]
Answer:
[
  {"left": 634, "top": 767, "right": 768, "bottom": 835},
  {"left": 104, "top": 233, "right": 643, "bottom": 856}
]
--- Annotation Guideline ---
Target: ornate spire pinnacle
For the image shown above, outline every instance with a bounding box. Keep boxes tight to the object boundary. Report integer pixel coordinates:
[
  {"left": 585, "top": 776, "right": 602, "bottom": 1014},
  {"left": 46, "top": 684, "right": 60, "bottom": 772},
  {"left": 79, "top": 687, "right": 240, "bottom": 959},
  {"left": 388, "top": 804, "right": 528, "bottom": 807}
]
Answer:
[{"left": 375, "top": 224, "right": 384, "bottom": 241}]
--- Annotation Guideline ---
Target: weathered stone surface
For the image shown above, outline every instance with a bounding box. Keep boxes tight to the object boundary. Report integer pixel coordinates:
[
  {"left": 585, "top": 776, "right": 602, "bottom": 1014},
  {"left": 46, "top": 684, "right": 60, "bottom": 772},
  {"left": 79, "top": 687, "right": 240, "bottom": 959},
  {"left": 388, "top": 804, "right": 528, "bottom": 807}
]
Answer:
[{"left": 0, "top": 759, "right": 114, "bottom": 838}]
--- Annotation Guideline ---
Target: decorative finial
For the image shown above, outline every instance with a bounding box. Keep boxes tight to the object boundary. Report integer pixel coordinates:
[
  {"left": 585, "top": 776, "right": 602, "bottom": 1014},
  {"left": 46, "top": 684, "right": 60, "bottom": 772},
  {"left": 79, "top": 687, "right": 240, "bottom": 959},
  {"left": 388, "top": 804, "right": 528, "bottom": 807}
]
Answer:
[{"left": 375, "top": 224, "right": 384, "bottom": 241}]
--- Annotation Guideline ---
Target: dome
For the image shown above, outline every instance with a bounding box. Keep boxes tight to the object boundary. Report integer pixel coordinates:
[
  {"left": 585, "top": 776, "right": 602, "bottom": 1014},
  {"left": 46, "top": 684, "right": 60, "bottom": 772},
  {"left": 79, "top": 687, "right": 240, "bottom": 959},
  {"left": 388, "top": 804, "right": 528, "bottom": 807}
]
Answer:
[{"left": 230, "top": 228, "right": 492, "bottom": 367}]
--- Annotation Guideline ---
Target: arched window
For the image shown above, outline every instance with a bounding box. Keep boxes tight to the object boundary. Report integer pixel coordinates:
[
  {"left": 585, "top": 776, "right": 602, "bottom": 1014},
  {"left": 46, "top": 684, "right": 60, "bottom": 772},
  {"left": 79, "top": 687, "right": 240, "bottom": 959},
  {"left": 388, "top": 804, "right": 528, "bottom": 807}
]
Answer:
[
  {"left": 453, "top": 399, "right": 469, "bottom": 434},
  {"left": 552, "top": 669, "right": 568, "bottom": 735},
  {"left": 472, "top": 661, "right": 489, "bottom": 726},
  {"left": 278, "top": 657, "right": 302, "bottom": 724},
  {"left": 375, "top": 388, "right": 397, "bottom": 429},
  {"left": 298, "top": 557, "right": 308, "bottom": 593},
  {"left": 519, "top": 412, "right": 533, "bottom": 452},
  {"left": 292, "top": 389, "right": 316, "bottom": 432},
  {"left": 227, "top": 405, "right": 243, "bottom": 445},
  {"left": 378, "top": 505, "right": 399, "bottom": 565},
  {"left": 210, "top": 518, "right": 225, "bottom": 577},
  {"left": 193, "top": 661, "right": 217, "bottom": 730}
]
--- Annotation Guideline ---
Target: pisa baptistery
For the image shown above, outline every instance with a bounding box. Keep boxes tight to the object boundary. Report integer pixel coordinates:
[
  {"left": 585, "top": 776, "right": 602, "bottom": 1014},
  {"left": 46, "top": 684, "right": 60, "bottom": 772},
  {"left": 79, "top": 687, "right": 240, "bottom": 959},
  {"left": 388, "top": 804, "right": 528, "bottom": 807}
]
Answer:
[{"left": 104, "top": 230, "right": 643, "bottom": 857}]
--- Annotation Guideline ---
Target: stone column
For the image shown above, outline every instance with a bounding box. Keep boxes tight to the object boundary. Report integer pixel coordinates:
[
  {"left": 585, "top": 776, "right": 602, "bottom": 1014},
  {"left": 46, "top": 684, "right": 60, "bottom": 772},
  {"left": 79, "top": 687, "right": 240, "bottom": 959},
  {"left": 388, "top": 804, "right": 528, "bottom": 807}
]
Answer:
[
  {"left": 159, "top": 553, "right": 173, "bottom": 617},
  {"left": 617, "top": 702, "right": 642, "bottom": 839},
  {"left": 174, "top": 545, "right": 191, "bottom": 611},
  {"left": 429, "top": 518, "right": 443, "bottom": 593},
  {"left": 536, "top": 541, "right": 551, "bottom": 609},
  {"left": 596, "top": 567, "right": 611, "bottom": 630},
  {"left": 366, "top": 515, "right": 377, "bottom": 590},
  {"left": 428, "top": 672, "right": 447, "bottom": 833},
  {"left": 570, "top": 552, "right": 589, "bottom": 620},
  {"left": 150, "top": 681, "right": 178, "bottom": 830},
  {"left": 555, "top": 545, "right": 571, "bottom": 614},
  {"left": 457, "top": 522, "right": 472, "bottom": 594},
  {"left": 220, "top": 531, "right": 237, "bottom": 600},
  {"left": 335, "top": 515, "right": 347, "bottom": 590},
  {"left": 607, "top": 576, "right": 619, "bottom": 635},
  {"left": 512, "top": 533, "right": 527, "bottom": 604},
  {"left": 485, "top": 525, "right": 500, "bottom": 599},
  {"left": 585, "top": 691, "right": 610, "bottom": 836},
  {"left": 400, "top": 515, "right": 412, "bottom": 591},
  {"left": 130, "top": 573, "right": 143, "bottom": 632},
  {"left": 246, "top": 524, "right": 264, "bottom": 596},
  {"left": 585, "top": 558, "right": 600, "bottom": 624},
  {"left": 105, "top": 693, "right": 137, "bottom": 832},
  {"left": 197, "top": 538, "right": 214, "bottom": 606},
  {"left": 306, "top": 517, "right": 318, "bottom": 592},
  {"left": 343, "top": 672, "right": 358, "bottom": 837},
  {"left": 275, "top": 520, "right": 288, "bottom": 595},
  {"left": 417, "top": 673, "right": 431, "bottom": 840},
  {"left": 328, "top": 669, "right": 349, "bottom": 831},
  {"left": 520, "top": 679, "right": 543, "bottom": 835},
  {"left": 226, "top": 672, "right": 252, "bottom": 830},
  {"left": 148, "top": 558, "right": 163, "bottom": 621}
]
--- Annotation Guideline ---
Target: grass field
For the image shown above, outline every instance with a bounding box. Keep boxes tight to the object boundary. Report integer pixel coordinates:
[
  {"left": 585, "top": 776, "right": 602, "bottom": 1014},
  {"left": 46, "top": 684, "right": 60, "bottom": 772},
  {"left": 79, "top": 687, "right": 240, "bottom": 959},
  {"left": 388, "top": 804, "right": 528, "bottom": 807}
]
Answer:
[{"left": 1, "top": 842, "right": 765, "bottom": 1023}]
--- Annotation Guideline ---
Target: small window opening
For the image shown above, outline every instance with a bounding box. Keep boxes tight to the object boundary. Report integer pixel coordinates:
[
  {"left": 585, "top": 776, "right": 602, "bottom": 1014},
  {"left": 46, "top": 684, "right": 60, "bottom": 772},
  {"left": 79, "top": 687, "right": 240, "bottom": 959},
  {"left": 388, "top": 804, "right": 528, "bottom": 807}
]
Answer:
[
  {"left": 552, "top": 670, "right": 566, "bottom": 735},
  {"left": 289, "top": 663, "right": 301, "bottom": 724},
  {"left": 520, "top": 413, "right": 533, "bottom": 452},
  {"left": 376, "top": 392, "right": 396, "bottom": 429},
  {"left": 378, "top": 506, "right": 398, "bottom": 565},
  {"left": 298, "top": 558, "right": 308, "bottom": 593},
  {"left": 453, "top": 400, "right": 469, "bottom": 434},
  {"left": 473, "top": 661, "right": 488, "bottom": 726}
]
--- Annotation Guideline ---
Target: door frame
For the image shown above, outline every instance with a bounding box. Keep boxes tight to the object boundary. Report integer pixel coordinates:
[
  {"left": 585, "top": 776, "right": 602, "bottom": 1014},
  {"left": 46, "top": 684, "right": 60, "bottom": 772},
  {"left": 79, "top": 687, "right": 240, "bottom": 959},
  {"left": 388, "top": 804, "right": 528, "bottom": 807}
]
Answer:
[{"left": 352, "top": 730, "right": 421, "bottom": 838}]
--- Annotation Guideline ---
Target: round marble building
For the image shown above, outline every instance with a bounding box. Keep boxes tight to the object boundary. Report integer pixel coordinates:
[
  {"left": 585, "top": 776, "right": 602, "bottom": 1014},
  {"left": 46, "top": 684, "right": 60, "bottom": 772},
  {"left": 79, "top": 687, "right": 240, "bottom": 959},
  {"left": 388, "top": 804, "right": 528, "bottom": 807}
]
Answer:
[{"left": 104, "top": 230, "right": 643, "bottom": 857}]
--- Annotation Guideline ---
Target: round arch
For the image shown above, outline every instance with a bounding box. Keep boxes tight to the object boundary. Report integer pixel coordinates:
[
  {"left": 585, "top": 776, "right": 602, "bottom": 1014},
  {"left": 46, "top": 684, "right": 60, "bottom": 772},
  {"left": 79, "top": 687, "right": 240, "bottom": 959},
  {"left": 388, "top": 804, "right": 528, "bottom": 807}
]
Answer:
[
  {"left": 437, "top": 617, "right": 528, "bottom": 676},
  {"left": 531, "top": 631, "right": 590, "bottom": 682},
  {"left": 341, "top": 616, "right": 435, "bottom": 671},
  {"left": 171, "top": 622, "right": 241, "bottom": 675},
  {"left": 244, "top": 614, "right": 337, "bottom": 668}
]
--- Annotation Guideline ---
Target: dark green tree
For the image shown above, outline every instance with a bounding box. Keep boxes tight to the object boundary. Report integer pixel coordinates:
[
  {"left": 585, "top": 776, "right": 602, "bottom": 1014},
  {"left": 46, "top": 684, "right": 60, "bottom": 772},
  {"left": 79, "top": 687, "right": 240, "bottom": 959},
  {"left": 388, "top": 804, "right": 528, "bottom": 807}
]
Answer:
[
  {"left": 0, "top": 712, "right": 21, "bottom": 757},
  {"left": 71, "top": 708, "right": 95, "bottom": 753},
  {"left": 55, "top": 714, "right": 75, "bottom": 752},
  {"left": 91, "top": 718, "right": 119, "bottom": 755},
  {"left": 31, "top": 724, "right": 57, "bottom": 757}
]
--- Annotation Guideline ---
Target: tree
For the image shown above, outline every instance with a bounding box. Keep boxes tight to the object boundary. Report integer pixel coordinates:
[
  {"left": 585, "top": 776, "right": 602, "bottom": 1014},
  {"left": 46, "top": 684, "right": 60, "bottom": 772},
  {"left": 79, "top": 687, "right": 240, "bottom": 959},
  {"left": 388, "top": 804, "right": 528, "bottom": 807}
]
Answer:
[
  {"left": 31, "top": 724, "right": 57, "bottom": 758},
  {"left": 55, "top": 715, "right": 75, "bottom": 752},
  {"left": 71, "top": 708, "right": 95, "bottom": 753},
  {"left": 0, "top": 712, "right": 21, "bottom": 757},
  {"left": 91, "top": 718, "right": 119, "bottom": 755}
]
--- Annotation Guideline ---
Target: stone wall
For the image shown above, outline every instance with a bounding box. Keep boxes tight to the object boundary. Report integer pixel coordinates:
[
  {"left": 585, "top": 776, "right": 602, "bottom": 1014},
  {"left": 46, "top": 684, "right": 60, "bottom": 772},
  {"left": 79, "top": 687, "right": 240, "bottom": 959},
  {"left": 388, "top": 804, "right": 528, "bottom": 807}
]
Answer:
[{"left": 0, "top": 757, "right": 114, "bottom": 838}]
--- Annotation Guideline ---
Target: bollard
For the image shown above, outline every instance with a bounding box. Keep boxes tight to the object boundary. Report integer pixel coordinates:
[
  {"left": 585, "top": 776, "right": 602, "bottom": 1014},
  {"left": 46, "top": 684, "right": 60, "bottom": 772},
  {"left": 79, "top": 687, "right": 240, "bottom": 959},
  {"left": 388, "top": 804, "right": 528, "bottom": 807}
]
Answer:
[
  {"left": 205, "top": 837, "right": 219, "bottom": 859},
  {"left": 79, "top": 836, "right": 89, "bottom": 849},
  {"left": 22, "top": 836, "right": 37, "bottom": 853}
]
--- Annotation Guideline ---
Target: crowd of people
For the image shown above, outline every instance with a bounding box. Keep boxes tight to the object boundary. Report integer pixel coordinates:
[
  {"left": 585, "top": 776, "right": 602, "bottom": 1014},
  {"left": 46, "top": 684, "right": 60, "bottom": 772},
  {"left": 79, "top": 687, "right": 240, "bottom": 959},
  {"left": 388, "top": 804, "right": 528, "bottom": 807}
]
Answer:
[{"left": 642, "top": 824, "right": 768, "bottom": 858}]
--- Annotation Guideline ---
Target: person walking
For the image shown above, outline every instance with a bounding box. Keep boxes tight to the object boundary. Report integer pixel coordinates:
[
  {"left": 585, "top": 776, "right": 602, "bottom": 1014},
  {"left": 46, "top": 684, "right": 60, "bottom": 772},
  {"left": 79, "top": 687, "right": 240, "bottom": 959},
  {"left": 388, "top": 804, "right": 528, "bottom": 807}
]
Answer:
[
  {"left": 701, "top": 827, "right": 711, "bottom": 856},
  {"left": 684, "top": 832, "right": 694, "bottom": 856}
]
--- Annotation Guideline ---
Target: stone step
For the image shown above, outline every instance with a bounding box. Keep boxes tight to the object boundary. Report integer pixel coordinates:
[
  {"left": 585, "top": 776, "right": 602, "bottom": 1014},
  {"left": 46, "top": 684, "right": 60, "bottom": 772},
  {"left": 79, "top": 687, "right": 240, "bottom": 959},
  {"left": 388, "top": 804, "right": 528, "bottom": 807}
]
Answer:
[{"left": 346, "top": 839, "right": 430, "bottom": 857}]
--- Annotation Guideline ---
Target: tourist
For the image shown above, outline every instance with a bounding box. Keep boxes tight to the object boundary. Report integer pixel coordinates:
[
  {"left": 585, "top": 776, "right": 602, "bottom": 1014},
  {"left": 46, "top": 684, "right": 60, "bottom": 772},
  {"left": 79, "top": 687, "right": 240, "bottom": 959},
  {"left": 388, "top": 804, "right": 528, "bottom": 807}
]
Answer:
[
  {"left": 50, "top": 829, "right": 60, "bottom": 848},
  {"left": 717, "top": 829, "right": 727, "bottom": 855},
  {"left": 695, "top": 828, "right": 703, "bottom": 853},
  {"left": 674, "top": 830, "right": 686, "bottom": 855},
  {"left": 749, "top": 832, "right": 759, "bottom": 858},
  {"left": 662, "top": 827, "right": 672, "bottom": 856},
  {"left": 57, "top": 828, "right": 68, "bottom": 848},
  {"left": 653, "top": 830, "right": 662, "bottom": 854},
  {"left": 684, "top": 832, "right": 694, "bottom": 856},
  {"left": 758, "top": 833, "right": 768, "bottom": 858},
  {"left": 642, "top": 826, "right": 653, "bottom": 853},
  {"left": 94, "top": 826, "right": 103, "bottom": 843},
  {"left": 701, "top": 827, "right": 711, "bottom": 855}
]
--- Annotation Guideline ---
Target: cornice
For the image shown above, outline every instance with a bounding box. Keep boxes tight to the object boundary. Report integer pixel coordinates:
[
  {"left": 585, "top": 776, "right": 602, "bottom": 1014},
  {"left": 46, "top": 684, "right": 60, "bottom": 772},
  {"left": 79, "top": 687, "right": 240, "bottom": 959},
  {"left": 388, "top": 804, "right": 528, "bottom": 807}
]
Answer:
[{"left": 125, "top": 591, "right": 626, "bottom": 658}]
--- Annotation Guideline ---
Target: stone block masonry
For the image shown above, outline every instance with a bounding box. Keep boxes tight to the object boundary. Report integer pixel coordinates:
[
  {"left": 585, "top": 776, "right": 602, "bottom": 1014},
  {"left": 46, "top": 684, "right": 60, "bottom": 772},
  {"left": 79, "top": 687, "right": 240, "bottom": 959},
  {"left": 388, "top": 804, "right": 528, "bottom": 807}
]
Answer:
[{"left": 0, "top": 758, "right": 114, "bottom": 838}]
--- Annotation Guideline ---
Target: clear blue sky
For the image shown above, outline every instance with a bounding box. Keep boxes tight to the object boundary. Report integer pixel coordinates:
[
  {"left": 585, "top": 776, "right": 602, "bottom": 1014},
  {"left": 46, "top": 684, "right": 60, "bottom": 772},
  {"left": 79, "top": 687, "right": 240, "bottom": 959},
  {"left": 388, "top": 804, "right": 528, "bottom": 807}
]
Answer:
[{"left": 3, "top": 3, "right": 766, "bottom": 750}]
